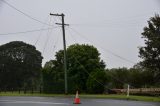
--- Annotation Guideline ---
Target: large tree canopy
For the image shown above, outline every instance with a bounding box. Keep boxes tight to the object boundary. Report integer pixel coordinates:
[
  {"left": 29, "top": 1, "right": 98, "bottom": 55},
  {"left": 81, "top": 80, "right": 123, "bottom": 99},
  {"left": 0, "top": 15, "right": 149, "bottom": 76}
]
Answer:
[
  {"left": 139, "top": 14, "right": 160, "bottom": 85},
  {"left": 0, "top": 41, "right": 43, "bottom": 89},
  {"left": 67, "top": 44, "right": 106, "bottom": 93},
  {"left": 43, "top": 44, "right": 106, "bottom": 93}
]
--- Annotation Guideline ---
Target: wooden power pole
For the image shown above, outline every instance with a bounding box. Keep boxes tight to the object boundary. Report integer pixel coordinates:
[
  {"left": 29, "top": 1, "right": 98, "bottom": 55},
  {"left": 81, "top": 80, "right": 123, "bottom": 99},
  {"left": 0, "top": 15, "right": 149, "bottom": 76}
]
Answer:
[{"left": 50, "top": 13, "right": 69, "bottom": 94}]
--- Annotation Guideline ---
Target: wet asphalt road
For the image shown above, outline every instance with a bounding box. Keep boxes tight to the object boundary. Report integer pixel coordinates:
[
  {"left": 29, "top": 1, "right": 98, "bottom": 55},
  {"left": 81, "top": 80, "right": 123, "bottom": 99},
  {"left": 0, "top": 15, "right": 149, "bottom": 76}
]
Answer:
[{"left": 0, "top": 96, "right": 159, "bottom": 106}]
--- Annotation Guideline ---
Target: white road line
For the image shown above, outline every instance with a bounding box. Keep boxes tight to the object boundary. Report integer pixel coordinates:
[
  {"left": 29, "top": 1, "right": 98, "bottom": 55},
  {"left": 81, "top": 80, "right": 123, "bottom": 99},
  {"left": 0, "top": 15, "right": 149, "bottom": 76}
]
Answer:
[{"left": 0, "top": 100, "right": 69, "bottom": 105}]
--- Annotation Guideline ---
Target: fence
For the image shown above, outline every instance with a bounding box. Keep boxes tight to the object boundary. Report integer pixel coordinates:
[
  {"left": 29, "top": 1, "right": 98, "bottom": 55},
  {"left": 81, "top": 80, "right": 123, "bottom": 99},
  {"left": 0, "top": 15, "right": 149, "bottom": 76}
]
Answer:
[
  {"left": 0, "top": 87, "right": 42, "bottom": 94},
  {"left": 110, "top": 88, "right": 160, "bottom": 96}
]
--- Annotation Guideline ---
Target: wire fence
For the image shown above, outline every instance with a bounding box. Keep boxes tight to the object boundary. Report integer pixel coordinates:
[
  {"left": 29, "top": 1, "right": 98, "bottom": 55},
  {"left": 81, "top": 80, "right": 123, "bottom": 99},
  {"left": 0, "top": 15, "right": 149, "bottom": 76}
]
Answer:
[{"left": 0, "top": 87, "right": 42, "bottom": 94}]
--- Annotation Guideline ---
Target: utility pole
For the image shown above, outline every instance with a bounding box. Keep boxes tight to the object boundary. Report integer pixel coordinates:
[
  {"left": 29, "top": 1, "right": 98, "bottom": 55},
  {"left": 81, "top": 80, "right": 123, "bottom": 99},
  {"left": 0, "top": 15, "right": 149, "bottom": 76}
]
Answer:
[{"left": 50, "top": 13, "right": 69, "bottom": 94}]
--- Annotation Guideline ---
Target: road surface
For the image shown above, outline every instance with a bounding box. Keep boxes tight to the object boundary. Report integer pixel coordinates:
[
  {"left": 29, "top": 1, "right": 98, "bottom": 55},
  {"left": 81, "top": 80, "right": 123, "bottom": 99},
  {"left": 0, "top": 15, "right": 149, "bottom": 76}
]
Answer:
[{"left": 0, "top": 96, "right": 159, "bottom": 106}]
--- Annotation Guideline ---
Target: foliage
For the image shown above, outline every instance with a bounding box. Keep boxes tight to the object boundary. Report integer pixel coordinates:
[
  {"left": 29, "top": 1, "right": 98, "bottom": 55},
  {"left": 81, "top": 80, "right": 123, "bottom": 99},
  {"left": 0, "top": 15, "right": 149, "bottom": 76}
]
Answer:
[
  {"left": 107, "top": 68, "right": 129, "bottom": 89},
  {"left": 86, "top": 69, "right": 107, "bottom": 94},
  {"left": 139, "top": 14, "right": 160, "bottom": 85},
  {"left": 106, "top": 67, "right": 155, "bottom": 89},
  {"left": 129, "top": 68, "right": 143, "bottom": 88},
  {"left": 67, "top": 44, "right": 106, "bottom": 93},
  {"left": 42, "top": 60, "right": 64, "bottom": 93},
  {"left": 42, "top": 44, "right": 106, "bottom": 93},
  {"left": 0, "top": 41, "right": 43, "bottom": 89}
]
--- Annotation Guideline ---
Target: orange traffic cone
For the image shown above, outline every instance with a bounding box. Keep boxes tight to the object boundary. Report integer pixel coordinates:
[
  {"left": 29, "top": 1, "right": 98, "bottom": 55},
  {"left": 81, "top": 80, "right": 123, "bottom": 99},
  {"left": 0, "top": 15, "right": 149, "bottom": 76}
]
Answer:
[{"left": 74, "top": 91, "right": 81, "bottom": 104}]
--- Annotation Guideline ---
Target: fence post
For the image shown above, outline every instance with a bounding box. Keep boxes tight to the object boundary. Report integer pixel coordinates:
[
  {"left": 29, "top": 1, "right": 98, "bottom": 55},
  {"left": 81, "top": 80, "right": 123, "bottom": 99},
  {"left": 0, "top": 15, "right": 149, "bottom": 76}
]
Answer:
[{"left": 127, "top": 84, "right": 130, "bottom": 97}]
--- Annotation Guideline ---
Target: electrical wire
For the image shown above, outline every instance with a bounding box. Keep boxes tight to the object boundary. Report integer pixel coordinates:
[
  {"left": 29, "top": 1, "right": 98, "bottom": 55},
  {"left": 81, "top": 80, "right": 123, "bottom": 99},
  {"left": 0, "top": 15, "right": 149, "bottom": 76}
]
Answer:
[
  {"left": 34, "top": 15, "right": 51, "bottom": 46},
  {"left": 1, "top": 0, "right": 53, "bottom": 26},
  {"left": 69, "top": 27, "right": 136, "bottom": 64},
  {"left": 42, "top": 17, "right": 53, "bottom": 54},
  {"left": 42, "top": 16, "right": 64, "bottom": 63},
  {"left": 0, "top": 27, "right": 58, "bottom": 36},
  {"left": 49, "top": 32, "right": 60, "bottom": 58},
  {"left": 64, "top": 27, "right": 74, "bottom": 45},
  {"left": 49, "top": 17, "right": 62, "bottom": 56}
]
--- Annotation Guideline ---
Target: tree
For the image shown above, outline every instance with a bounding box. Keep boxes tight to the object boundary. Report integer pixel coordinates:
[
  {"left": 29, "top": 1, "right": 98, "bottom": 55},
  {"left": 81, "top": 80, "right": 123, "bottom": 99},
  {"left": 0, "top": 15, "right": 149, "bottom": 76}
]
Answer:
[
  {"left": 132, "top": 63, "right": 155, "bottom": 88},
  {"left": 42, "top": 44, "right": 106, "bottom": 93},
  {"left": 0, "top": 41, "right": 43, "bottom": 89},
  {"left": 139, "top": 14, "right": 160, "bottom": 85},
  {"left": 108, "top": 68, "right": 130, "bottom": 89},
  {"left": 129, "top": 68, "right": 143, "bottom": 88},
  {"left": 67, "top": 44, "right": 106, "bottom": 93},
  {"left": 86, "top": 69, "right": 107, "bottom": 94}
]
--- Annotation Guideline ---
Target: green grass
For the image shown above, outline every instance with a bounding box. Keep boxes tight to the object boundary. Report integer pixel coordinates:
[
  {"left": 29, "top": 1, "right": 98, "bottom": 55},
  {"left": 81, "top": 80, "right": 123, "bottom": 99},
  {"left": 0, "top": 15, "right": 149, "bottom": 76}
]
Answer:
[
  {"left": 0, "top": 92, "right": 67, "bottom": 97},
  {"left": 0, "top": 92, "right": 160, "bottom": 102},
  {"left": 79, "top": 94, "right": 160, "bottom": 102}
]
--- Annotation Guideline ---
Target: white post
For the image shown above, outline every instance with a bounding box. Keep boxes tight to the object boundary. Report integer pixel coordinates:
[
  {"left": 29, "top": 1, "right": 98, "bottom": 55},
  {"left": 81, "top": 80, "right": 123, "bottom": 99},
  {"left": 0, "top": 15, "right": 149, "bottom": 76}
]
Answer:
[{"left": 127, "top": 84, "right": 130, "bottom": 97}]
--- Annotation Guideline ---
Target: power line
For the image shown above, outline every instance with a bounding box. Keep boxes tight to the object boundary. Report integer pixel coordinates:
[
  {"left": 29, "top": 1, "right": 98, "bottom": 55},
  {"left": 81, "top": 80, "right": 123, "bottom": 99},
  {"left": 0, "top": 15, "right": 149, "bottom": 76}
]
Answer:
[
  {"left": 1, "top": 0, "right": 53, "bottom": 26},
  {"left": 42, "top": 17, "right": 53, "bottom": 54},
  {"left": 49, "top": 33, "right": 60, "bottom": 58},
  {"left": 34, "top": 15, "right": 53, "bottom": 46},
  {"left": 0, "top": 27, "right": 58, "bottom": 36},
  {"left": 66, "top": 28, "right": 78, "bottom": 44},
  {"left": 68, "top": 27, "right": 136, "bottom": 64},
  {"left": 47, "top": 17, "right": 62, "bottom": 58},
  {"left": 68, "top": 27, "right": 131, "bottom": 67}
]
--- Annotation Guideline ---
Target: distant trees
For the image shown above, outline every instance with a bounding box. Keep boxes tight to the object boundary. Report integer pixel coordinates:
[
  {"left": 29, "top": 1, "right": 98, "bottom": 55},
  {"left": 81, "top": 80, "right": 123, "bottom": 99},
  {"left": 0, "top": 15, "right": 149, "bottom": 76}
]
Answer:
[
  {"left": 106, "top": 67, "right": 155, "bottom": 89},
  {"left": 106, "top": 68, "right": 130, "bottom": 89},
  {"left": 139, "top": 14, "right": 160, "bottom": 85},
  {"left": 42, "top": 44, "right": 106, "bottom": 93},
  {"left": 0, "top": 41, "right": 43, "bottom": 90}
]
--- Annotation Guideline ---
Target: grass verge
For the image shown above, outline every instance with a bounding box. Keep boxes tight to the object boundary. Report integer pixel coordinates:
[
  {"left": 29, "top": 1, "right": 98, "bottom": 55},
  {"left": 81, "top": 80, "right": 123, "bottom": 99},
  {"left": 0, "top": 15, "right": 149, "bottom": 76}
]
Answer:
[{"left": 79, "top": 94, "right": 160, "bottom": 102}]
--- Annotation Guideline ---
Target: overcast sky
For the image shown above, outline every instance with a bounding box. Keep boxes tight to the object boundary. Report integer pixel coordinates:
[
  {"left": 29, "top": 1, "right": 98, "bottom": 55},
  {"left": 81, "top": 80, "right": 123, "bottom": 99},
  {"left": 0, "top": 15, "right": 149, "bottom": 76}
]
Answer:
[{"left": 0, "top": 0, "right": 160, "bottom": 68}]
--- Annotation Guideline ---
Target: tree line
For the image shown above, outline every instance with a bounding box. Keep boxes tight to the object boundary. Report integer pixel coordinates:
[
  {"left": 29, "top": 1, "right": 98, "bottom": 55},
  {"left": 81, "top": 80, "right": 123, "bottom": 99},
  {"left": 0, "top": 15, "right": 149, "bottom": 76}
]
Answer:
[{"left": 0, "top": 14, "right": 159, "bottom": 94}]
